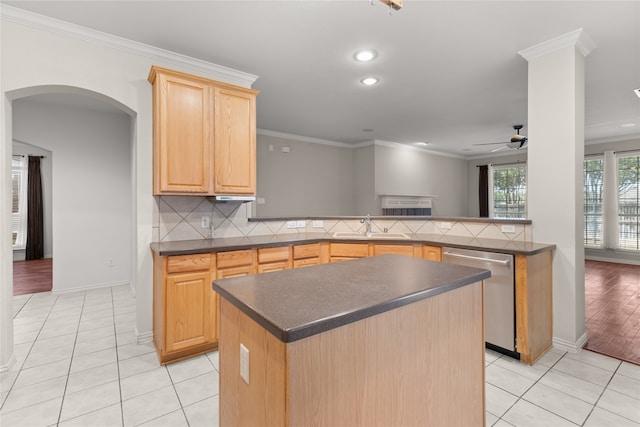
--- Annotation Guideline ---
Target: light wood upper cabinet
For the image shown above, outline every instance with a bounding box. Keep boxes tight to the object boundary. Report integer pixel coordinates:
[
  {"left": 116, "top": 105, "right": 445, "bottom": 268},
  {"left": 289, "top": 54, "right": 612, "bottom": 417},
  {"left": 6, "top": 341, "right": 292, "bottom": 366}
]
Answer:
[
  {"left": 214, "top": 86, "right": 257, "bottom": 195},
  {"left": 151, "top": 70, "right": 212, "bottom": 194},
  {"left": 149, "top": 66, "right": 258, "bottom": 196}
]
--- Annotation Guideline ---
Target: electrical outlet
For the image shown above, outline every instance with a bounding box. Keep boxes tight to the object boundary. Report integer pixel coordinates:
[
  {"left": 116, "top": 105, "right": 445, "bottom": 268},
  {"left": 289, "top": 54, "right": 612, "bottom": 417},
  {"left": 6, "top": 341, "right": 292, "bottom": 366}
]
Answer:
[
  {"left": 441, "top": 222, "right": 452, "bottom": 230},
  {"left": 287, "top": 220, "right": 297, "bottom": 229},
  {"left": 201, "top": 216, "right": 210, "bottom": 228},
  {"left": 501, "top": 224, "right": 516, "bottom": 233},
  {"left": 296, "top": 220, "right": 306, "bottom": 228},
  {"left": 240, "top": 343, "right": 250, "bottom": 384},
  {"left": 312, "top": 220, "right": 324, "bottom": 228}
]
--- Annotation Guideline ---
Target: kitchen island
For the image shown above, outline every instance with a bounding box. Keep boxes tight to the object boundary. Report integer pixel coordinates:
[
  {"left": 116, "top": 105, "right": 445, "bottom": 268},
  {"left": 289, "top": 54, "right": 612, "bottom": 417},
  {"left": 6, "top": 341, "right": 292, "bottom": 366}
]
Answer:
[{"left": 213, "top": 254, "right": 491, "bottom": 426}]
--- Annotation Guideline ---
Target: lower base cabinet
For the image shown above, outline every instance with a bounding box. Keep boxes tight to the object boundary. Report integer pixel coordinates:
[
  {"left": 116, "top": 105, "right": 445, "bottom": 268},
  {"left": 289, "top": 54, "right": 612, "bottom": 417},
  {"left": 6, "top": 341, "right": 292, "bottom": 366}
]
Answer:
[
  {"left": 153, "top": 239, "right": 551, "bottom": 366},
  {"left": 153, "top": 253, "right": 218, "bottom": 365}
]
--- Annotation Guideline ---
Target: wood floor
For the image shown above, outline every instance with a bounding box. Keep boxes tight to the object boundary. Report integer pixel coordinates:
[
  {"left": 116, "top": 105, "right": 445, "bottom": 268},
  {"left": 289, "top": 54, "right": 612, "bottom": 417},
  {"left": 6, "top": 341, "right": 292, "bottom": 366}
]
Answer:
[
  {"left": 13, "top": 258, "right": 52, "bottom": 295},
  {"left": 584, "top": 259, "right": 640, "bottom": 366}
]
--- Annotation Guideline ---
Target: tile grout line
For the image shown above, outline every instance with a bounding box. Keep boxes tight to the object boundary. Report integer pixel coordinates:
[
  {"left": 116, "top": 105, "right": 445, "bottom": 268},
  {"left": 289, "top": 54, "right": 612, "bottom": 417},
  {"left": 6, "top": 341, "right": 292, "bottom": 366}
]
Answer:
[
  {"left": 111, "top": 286, "right": 126, "bottom": 427},
  {"left": 2, "top": 293, "right": 59, "bottom": 414},
  {"left": 55, "top": 290, "right": 87, "bottom": 426},
  {"left": 493, "top": 351, "right": 569, "bottom": 425}
]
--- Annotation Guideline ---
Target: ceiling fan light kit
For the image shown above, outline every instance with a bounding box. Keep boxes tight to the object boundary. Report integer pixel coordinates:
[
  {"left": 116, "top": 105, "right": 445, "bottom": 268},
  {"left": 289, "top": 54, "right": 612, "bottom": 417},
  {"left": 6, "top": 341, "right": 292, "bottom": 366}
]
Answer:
[{"left": 473, "top": 124, "right": 528, "bottom": 152}]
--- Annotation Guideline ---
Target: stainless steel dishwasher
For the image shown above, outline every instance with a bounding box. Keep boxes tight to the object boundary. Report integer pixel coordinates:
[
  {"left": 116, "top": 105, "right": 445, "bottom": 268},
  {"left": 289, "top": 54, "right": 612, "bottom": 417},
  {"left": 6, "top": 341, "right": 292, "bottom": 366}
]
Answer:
[{"left": 442, "top": 247, "right": 517, "bottom": 357}]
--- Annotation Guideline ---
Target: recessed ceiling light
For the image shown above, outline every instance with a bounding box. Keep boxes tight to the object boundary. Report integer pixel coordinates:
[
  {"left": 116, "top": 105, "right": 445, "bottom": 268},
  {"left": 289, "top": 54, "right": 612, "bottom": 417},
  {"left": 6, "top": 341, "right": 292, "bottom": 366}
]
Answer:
[
  {"left": 619, "top": 123, "right": 637, "bottom": 128},
  {"left": 361, "top": 77, "right": 379, "bottom": 86},
  {"left": 635, "top": 88, "right": 640, "bottom": 98},
  {"left": 414, "top": 142, "right": 429, "bottom": 147},
  {"left": 354, "top": 49, "right": 378, "bottom": 62}
]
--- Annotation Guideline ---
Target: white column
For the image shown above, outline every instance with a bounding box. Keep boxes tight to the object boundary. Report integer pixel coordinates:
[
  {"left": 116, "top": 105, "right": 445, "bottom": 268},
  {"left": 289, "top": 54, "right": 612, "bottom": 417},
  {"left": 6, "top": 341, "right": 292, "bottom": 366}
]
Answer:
[{"left": 519, "top": 29, "right": 595, "bottom": 352}]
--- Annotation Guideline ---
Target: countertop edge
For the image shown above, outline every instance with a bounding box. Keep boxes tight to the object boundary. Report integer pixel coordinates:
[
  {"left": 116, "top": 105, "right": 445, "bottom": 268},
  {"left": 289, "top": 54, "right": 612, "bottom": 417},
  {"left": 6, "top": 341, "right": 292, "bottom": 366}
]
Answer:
[
  {"left": 213, "top": 263, "right": 491, "bottom": 343},
  {"left": 151, "top": 234, "right": 555, "bottom": 257}
]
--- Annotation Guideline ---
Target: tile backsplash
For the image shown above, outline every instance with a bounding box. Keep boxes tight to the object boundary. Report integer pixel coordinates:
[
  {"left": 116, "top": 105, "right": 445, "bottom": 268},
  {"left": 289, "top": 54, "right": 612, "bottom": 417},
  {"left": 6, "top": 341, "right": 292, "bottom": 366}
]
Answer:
[{"left": 153, "top": 196, "right": 531, "bottom": 243}]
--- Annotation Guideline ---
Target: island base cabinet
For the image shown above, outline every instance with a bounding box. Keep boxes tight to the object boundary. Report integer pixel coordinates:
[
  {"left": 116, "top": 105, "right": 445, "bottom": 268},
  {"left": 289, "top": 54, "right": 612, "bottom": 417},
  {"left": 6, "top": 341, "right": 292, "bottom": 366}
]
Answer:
[{"left": 219, "top": 281, "right": 485, "bottom": 426}]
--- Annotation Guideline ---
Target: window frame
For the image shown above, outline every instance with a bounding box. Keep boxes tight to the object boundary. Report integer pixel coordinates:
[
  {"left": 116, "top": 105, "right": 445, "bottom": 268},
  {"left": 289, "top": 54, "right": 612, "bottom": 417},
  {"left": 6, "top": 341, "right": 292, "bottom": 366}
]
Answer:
[
  {"left": 583, "top": 155, "right": 604, "bottom": 248},
  {"left": 12, "top": 155, "right": 28, "bottom": 250},
  {"left": 488, "top": 163, "right": 527, "bottom": 220},
  {"left": 616, "top": 151, "right": 640, "bottom": 251}
]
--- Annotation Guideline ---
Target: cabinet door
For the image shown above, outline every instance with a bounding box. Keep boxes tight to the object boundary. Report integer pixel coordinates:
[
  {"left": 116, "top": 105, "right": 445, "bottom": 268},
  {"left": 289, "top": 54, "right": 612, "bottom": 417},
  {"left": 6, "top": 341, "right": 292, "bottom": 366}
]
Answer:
[
  {"left": 213, "top": 86, "right": 257, "bottom": 195},
  {"left": 154, "top": 72, "right": 212, "bottom": 194},
  {"left": 165, "top": 271, "right": 214, "bottom": 353}
]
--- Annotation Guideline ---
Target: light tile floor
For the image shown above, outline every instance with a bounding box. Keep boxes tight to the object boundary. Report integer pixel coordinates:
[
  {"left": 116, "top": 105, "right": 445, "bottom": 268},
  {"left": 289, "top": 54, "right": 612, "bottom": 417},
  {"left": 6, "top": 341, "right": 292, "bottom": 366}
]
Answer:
[{"left": 1, "top": 285, "right": 639, "bottom": 426}]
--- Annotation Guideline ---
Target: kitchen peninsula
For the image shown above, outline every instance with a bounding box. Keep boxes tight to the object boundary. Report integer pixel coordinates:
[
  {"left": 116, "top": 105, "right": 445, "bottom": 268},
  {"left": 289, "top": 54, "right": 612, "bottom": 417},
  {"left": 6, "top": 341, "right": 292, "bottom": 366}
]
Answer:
[
  {"left": 151, "top": 231, "right": 555, "bottom": 365},
  {"left": 213, "top": 254, "right": 491, "bottom": 426}
]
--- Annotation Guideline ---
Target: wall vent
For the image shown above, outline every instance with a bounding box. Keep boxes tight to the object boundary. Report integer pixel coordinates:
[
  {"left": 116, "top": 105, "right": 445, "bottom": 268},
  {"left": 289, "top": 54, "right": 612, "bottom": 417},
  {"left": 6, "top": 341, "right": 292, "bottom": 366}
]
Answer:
[{"left": 380, "top": 195, "right": 434, "bottom": 216}]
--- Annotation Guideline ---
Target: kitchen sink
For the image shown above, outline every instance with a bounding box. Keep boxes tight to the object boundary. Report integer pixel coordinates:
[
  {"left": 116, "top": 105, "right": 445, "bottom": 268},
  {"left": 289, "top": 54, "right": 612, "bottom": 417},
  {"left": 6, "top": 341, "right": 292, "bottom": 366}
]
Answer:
[{"left": 332, "top": 231, "right": 411, "bottom": 239}]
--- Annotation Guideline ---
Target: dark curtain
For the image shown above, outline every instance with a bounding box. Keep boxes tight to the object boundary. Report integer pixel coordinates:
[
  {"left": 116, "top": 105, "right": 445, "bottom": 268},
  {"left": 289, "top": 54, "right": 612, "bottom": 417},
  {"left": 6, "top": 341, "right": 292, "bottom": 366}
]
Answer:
[
  {"left": 26, "top": 156, "right": 44, "bottom": 260},
  {"left": 478, "top": 165, "right": 489, "bottom": 217}
]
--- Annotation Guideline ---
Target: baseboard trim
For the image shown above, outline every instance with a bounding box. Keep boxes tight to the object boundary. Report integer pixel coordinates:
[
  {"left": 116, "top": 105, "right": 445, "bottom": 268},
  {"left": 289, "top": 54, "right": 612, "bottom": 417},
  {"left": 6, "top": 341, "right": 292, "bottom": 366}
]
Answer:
[
  {"left": 136, "top": 329, "right": 153, "bottom": 345},
  {"left": 51, "top": 280, "right": 130, "bottom": 296},
  {"left": 0, "top": 354, "right": 17, "bottom": 374},
  {"left": 553, "top": 332, "right": 588, "bottom": 354}
]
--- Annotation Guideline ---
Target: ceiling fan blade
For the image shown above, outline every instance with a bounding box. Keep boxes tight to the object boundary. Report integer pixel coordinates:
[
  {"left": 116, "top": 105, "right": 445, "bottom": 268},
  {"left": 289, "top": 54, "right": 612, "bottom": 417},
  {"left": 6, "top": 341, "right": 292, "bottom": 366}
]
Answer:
[
  {"left": 473, "top": 141, "right": 510, "bottom": 146},
  {"left": 491, "top": 145, "right": 508, "bottom": 153}
]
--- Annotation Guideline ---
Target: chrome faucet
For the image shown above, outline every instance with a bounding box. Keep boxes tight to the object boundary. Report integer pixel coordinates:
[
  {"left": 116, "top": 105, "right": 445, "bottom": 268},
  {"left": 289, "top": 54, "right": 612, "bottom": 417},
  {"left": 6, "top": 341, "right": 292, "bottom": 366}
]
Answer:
[{"left": 361, "top": 214, "right": 372, "bottom": 236}]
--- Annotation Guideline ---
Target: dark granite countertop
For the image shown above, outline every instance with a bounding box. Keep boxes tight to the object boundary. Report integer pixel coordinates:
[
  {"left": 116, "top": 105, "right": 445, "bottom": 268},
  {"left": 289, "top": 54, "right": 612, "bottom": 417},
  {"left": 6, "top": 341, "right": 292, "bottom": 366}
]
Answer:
[
  {"left": 150, "top": 232, "right": 555, "bottom": 257},
  {"left": 213, "top": 254, "right": 491, "bottom": 343}
]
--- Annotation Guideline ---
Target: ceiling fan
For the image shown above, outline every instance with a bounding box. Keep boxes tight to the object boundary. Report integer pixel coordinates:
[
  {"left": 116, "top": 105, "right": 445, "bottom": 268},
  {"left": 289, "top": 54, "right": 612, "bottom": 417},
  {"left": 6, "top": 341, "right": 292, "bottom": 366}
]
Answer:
[{"left": 474, "top": 125, "right": 528, "bottom": 152}]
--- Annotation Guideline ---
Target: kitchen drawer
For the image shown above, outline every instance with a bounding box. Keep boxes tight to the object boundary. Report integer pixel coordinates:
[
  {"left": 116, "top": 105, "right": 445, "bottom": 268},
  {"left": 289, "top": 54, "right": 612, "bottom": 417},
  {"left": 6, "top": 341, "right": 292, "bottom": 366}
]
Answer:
[
  {"left": 167, "top": 254, "right": 211, "bottom": 273},
  {"left": 293, "top": 243, "right": 320, "bottom": 260},
  {"left": 217, "top": 249, "right": 254, "bottom": 269},
  {"left": 330, "top": 243, "right": 369, "bottom": 258},
  {"left": 258, "top": 246, "right": 290, "bottom": 264},
  {"left": 373, "top": 244, "right": 415, "bottom": 257},
  {"left": 293, "top": 257, "right": 320, "bottom": 268}
]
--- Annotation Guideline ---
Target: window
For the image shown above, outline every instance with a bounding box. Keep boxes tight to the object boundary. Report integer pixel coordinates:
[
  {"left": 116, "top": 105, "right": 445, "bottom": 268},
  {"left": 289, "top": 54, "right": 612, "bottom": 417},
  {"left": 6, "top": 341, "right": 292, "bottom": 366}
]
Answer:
[
  {"left": 584, "top": 157, "right": 604, "bottom": 247},
  {"left": 490, "top": 164, "right": 527, "bottom": 219},
  {"left": 12, "top": 156, "right": 28, "bottom": 249},
  {"left": 617, "top": 153, "right": 640, "bottom": 250}
]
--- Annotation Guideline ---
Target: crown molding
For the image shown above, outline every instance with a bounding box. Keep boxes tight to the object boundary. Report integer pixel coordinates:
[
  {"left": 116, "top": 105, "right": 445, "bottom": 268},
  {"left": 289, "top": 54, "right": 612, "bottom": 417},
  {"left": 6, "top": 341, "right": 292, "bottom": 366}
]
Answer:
[
  {"left": 519, "top": 28, "right": 596, "bottom": 61},
  {"left": 373, "top": 139, "right": 466, "bottom": 159},
  {"left": 0, "top": 4, "right": 258, "bottom": 88},
  {"left": 256, "top": 129, "right": 354, "bottom": 148},
  {"left": 256, "top": 131, "right": 466, "bottom": 158}
]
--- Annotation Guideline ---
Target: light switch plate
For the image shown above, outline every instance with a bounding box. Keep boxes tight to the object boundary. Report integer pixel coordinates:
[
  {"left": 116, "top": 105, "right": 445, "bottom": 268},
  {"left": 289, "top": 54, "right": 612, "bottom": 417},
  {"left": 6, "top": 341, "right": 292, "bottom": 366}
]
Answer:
[
  {"left": 287, "top": 220, "right": 297, "bottom": 229},
  {"left": 441, "top": 222, "right": 452, "bottom": 230},
  {"left": 296, "top": 220, "right": 306, "bottom": 228},
  {"left": 312, "top": 220, "right": 324, "bottom": 228},
  {"left": 240, "top": 343, "right": 250, "bottom": 384}
]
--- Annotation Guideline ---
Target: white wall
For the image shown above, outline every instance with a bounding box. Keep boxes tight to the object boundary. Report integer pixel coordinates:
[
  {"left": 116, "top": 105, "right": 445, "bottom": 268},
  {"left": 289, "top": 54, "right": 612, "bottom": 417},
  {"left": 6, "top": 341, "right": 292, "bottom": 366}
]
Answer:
[
  {"left": 255, "top": 134, "right": 356, "bottom": 216},
  {"left": 0, "top": 6, "right": 257, "bottom": 371},
  {"left": 374, "top": 143, "right": 468, "bottom": 216},
  {"left": 11, "top": 140, "right": 53, "bottom": 260},
  {"left": 13, "top": 98, "right": 132, "bottom": 291},
  {"left": 353, "top": 144, "right": 377, "bottom": 215}
]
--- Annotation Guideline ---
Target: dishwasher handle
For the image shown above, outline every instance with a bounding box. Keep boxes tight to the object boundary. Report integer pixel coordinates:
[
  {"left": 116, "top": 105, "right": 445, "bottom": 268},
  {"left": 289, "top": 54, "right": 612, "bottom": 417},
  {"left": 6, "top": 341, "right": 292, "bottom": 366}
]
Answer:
[{"left": 443, "top": 252, "right": 511, "bottom": 266}]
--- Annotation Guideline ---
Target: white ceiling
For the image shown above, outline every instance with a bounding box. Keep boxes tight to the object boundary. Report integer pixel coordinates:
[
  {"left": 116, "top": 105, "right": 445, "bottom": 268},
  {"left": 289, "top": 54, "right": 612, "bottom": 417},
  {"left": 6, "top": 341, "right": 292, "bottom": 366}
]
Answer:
[{"left": 3, "top": 1, "right": 640, "bottom": 157}]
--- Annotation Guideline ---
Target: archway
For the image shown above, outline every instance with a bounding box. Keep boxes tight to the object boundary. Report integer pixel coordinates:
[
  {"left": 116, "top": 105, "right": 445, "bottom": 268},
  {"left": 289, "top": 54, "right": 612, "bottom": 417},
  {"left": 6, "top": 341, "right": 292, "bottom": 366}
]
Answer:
[{"left": 1, "top": 85, "right": 137, "bottom": 372}]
